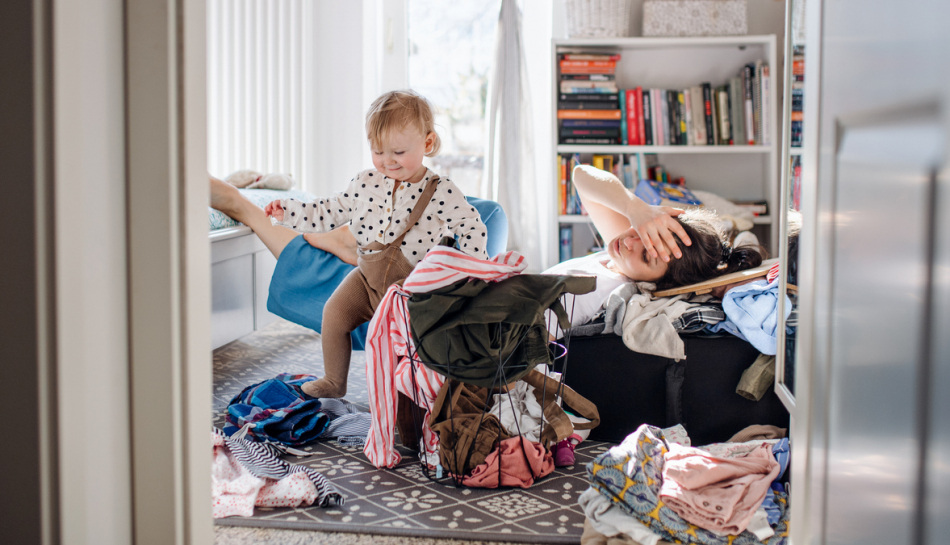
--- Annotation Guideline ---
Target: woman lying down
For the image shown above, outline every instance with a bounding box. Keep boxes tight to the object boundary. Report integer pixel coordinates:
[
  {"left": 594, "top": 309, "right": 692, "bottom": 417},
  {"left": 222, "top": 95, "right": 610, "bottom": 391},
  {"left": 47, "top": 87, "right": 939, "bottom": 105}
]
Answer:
[{"left": 283, "top": 163, "right": 766, "bottom": 335}]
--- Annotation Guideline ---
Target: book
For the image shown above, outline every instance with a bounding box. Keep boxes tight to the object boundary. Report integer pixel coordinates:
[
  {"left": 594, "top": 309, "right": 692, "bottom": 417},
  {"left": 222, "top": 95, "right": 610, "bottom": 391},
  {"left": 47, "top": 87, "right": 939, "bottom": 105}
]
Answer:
[
  {"left": 559, "top": 60, "right": 618, "bottom": 70},
  {"left": 652, "top": 89, "right": 664, "bottom": 146},
  {"left": 559, "top": 93, "right": 620, "bottom": 102},
  {"left": 689, "top": 85, "right": 706, "bottom": 145},
  {"left": 561, "top": 119, "right": 622, "bottom": 128},
  {"left": 557, "top": 109, "right": 622, "bottom": 120},
  {"left": 709, "top": 84, "right": 720, "bottom": 145},
  {"left": 634, "top": 87, "right": 646, "bottom": 147},
  {"left": 729, "top": 77, "right": 746, "bottom": 146},
  {"left": 760, "top": 64, "right": 771, "bottom": 146},
  {"left": 642, "top": 89, "right": 653, "bottom": 145},
  {"left": 683, "top": 88, "right": 694, "bottom": 146},
  {"left": 592, "top": 155, "right": 614, "bottom": 172},
  {"left": 667, "top": 91, "right": 680, "bottom": 146},
  {"left": 742, "top": 64, "right": 756, "bottom": 144},
  {"left": 559, "top": 128, "right": 621, "bottom": 138},
  {"left": 560, "top": 73, "right": 616, "bottom": 81},
  {"left": 701, "top": 83, "right": 715, "bottom": 145},
  {"left": 635, "top": 179, "right": 703, "bottom": 207},
  {"left": 752, "top": 60, "right": 764, "bottom": 145},
  {"left": 558, "top": 101, "right": 620, "bottom": 110},
  {"left": 560, "top": 138, "right": 618, "bottom": 144},
  {"left": 717, "top": 86, "right": 731, "bottom": 145},
  {"left": 619, "top": 89, "right": 628, "bottom": 145},
  {"left": 561, "top": 53, "right": 621, "bottom": 61},
  {"left": 560, "top": 81, "right": 620, "bottom": 93},
  {"left": 661, "top": 91, "right": 672, "bottom": 146},
  {"left": 677, "top": 91, "right": 688, "bottom": 145},
  {"left": 625, "top": 89, "right": 640, "bottom": 145}
]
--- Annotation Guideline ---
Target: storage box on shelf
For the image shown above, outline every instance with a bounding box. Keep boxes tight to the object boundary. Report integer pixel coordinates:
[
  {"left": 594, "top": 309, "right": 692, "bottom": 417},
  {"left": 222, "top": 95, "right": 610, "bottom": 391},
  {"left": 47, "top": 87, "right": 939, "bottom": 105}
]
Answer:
[{"left": 550, "top": 35, "right": 779, "bottom": 270}]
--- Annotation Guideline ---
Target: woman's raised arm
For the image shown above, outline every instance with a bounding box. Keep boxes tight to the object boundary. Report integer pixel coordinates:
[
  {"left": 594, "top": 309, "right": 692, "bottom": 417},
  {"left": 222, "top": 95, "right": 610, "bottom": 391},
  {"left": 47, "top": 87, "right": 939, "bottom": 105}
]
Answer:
[{"left": 571, "top": 164, "right": 691, "bottom": 262}]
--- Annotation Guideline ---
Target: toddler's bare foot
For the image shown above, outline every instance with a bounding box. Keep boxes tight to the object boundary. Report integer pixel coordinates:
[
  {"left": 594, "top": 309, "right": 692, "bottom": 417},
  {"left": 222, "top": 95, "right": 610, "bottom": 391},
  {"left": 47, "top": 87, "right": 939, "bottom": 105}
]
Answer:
[
  {"left": 301, "top": 378, "right": 347, "bottom": 399},
  {"left": 303, "top": 225, "right": 359, "bottom": 266}
]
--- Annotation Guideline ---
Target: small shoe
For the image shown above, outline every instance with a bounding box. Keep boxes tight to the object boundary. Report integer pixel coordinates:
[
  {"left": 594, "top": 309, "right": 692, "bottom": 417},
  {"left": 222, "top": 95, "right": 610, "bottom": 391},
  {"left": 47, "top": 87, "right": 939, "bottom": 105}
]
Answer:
[{"left": 553, "top": 438, "right": 576, "bottom": 467}]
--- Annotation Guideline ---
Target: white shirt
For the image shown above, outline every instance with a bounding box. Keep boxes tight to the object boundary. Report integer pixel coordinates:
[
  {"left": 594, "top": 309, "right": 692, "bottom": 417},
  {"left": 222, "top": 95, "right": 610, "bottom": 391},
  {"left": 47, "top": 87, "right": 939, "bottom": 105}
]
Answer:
[
  {"left": 542, "top": 251, "right": 631, "bottom": 335},
  {"left": 277, "top": 168, "right": 488, "bottom": 265}
]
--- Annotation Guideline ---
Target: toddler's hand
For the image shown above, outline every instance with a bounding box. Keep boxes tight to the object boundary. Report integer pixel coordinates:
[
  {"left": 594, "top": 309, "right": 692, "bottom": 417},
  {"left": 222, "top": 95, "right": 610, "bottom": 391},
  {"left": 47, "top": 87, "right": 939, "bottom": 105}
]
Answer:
[{"left": 264, "top": 200, "right": 284, "bottom": 221}]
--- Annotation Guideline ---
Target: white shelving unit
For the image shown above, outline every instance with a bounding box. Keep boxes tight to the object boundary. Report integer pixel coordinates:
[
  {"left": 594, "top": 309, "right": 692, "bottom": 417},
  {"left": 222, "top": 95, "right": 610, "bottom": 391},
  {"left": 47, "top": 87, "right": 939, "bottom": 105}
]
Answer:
[{"left": 550, "top": 35, "right": 780, "bottom": 269}]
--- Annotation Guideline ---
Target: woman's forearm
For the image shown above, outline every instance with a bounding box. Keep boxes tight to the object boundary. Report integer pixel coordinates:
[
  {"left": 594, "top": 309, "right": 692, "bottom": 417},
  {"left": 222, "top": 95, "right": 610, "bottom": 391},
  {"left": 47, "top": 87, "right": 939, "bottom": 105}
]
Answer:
[{"left": 571, "top": 164, "right": 649, "bottom": 221}]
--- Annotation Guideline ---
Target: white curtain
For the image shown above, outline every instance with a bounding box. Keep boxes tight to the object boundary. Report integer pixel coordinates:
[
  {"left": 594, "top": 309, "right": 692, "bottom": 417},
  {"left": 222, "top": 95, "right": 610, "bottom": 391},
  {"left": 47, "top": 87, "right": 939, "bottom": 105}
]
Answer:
[{"left": 484, "top": 0, "right": 546, "bottom": 271}]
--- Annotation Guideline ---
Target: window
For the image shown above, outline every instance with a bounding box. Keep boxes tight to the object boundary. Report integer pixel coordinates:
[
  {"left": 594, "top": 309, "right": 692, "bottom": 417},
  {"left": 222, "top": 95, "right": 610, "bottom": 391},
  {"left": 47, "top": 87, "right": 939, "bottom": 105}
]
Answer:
[{"left": 407, "top": 0, "right": 501, "bottom": 197}]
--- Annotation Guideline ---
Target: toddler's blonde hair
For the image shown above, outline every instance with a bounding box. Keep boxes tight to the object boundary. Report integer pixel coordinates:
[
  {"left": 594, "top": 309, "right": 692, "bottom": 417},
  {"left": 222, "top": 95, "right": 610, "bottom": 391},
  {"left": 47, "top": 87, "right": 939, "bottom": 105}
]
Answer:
[{"left": 365, "top": 90, "right": 441, "bottom": 157}]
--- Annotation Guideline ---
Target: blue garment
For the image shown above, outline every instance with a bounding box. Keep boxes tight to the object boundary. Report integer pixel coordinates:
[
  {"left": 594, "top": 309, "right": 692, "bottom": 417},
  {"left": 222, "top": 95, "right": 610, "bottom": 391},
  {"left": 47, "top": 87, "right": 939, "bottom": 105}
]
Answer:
[
  {"left": 266, "top": 197, "right": 507, "bottom": 350},
  {"left": 708, "top": 277, "right": 792, "bottom": 355},
  {"left": 224, "top": 373, "right": 329, "bottom": 445}
]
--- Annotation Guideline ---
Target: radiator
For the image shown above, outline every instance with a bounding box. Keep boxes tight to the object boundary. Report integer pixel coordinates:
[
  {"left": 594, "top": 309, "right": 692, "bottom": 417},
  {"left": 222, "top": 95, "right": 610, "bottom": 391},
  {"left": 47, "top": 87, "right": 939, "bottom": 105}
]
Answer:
[{"left": 206, "top": 0, "right": 313, "bottom": 187}]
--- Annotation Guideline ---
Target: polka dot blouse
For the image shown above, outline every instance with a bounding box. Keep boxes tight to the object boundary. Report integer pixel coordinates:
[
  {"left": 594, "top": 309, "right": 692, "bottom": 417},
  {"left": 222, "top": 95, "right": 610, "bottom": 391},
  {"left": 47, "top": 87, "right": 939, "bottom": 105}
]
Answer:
[{"left": 276, "top": 168, "right": 488, "bottom": 265}]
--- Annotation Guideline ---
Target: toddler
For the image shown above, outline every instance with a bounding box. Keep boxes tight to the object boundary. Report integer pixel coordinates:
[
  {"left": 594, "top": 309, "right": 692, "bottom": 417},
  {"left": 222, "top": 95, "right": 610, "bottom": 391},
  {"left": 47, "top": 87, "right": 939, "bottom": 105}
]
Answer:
[{"left": 265, "top": 90, "right": 488, "bottom": 399}]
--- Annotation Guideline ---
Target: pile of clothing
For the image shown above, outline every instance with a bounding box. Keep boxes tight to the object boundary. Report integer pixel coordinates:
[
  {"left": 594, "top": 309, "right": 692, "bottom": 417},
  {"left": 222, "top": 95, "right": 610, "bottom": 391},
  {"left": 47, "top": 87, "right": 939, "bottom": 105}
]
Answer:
[
  {"left": 585, "top": 273, "right": 792, "bottom": 361},
  {"left": 580, "top": 424, "right": 790, "bottom": 545},
  {"left": 363, "top": 245, "right": 600, "bottom": 474}
]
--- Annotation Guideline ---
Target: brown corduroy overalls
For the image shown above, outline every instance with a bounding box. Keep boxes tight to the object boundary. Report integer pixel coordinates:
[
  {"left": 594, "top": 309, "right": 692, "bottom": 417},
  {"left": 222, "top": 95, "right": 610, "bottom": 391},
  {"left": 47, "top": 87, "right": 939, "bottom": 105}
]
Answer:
[{"left": 301, "top": 176, "right": 441, "bottom": 399}]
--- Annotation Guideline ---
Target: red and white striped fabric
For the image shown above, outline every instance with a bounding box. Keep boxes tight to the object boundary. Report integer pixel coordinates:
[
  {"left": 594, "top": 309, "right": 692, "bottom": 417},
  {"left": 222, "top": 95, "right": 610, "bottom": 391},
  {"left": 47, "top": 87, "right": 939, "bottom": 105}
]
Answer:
[
  {"left": 766, "top": 261, "right": 781, "bottom": 284},
  {"left": 363, "top": 247, "right": 529, "bottom": 468},
  {"left": 402, "top": 246, "right": 526, "bottom": 293},
  {"left": 363, "top": 285, "right": 445, "bottom": 468}
]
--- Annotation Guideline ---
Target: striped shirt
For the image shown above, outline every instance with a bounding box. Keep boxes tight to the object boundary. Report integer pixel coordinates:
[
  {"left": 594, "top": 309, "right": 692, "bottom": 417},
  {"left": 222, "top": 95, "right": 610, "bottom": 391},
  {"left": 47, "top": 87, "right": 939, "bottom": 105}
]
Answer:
[{"left": 363, "top": 247, "right": 528, "bottom": 469}]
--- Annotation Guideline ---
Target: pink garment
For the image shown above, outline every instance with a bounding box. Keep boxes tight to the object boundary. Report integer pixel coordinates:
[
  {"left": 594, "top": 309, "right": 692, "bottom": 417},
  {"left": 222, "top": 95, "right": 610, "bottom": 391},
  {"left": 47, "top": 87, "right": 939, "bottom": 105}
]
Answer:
[
  {"left": 659, "top": 442, "right": 779, "bottom": 536},
  {"left": 211, "top": 432, "right": 317, "bottom": 518},
  {"left": 462, "top": 436, "right": 554, "bottom": 489},
  {"left": 364, "top": 248, "right": 529, "bottom": 469}
]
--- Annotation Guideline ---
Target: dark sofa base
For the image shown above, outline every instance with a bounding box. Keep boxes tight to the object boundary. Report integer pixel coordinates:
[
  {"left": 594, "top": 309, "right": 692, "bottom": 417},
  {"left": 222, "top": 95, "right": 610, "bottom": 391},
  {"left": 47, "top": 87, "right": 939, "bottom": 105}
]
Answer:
[{"left": 554, "top": 333, "right": 789, "bottom": 446}]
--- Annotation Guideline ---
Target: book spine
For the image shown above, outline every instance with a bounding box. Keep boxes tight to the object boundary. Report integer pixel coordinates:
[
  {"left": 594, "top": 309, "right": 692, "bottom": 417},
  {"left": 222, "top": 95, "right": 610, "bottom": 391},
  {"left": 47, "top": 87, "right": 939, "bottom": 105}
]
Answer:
[
  {"left": 635, "top": 87, "right": 646, "bottom": 147},
  {"left": 761, "top": 64, "right": 771, "bottom": 146},
  {"left": 559, "top": 128, "right": 621, "bottom": 137},
  {"left": 561, "top": 119, "right": 622, "bottom": 127},
  {"left": 559, "top": 60, "right": 618, "bottom": 70},
  {"left": 557, "top": 101, "right": 619, "bottom": 110},
  {"left": 557, "top": 110, "right": 622, "bottom": 120},
  {"left": 619, "top": 89, "right": 628, "bottom": 145},
  {"left": 709, "top": 85, "right": 720, "bottom": 145},
  {"left": 626, "top": 89, "right": 639, "bottom": 145},
  {"left": 658, "top": 90, "right": 669, "bottom": 145},
  {"left": 752, "top": 60, "right": 763, "bottom": 145},
  {"left": 559, "top": 138, "right": 618, "bottom": 144},
  {"left": 560, "top": 73, "right": 616, "bottom": 81},
  {"left": 558, "top": 93, "right": 620, "bottom": 101},
  {"left": 642, "top": 89, "right": 653, "bottom": 145},
  {"left": 666, "top": 91, "right": 678, "bottom": 146},
  {"left": 683, "top": 88, "right": 693, "bottom": 146},
  {"left": 717, "top": 87, "right": 731, "bottom": 145},
  {"left": 702, "top": 83, "right": 715, "bottom": 145},
  {"left": 677, "top": 91, "right": 688, "bottom": 145},
  {"left": 559, "top": 226, "right": 573, "bottom": 262},
  {"left": 560, "top": 81, "right": 619, "bottom": 92},
  {"left": 729, "top": 77, "right": 745, "bottom": 146},
  {"left": 560, "top": 53, "right": 621, "bottom": 61},
  {"left": 653, "top": 89, "right": 663, "bottom": 146},
  {"left": 559, "top": 155, "right": 567, "bottom": 215},
  {"left": 743, "top": 64, "right": 755, "bottom": 144},
  {"left": 689, "top": 85, "right": 706, "bottom": 145}
]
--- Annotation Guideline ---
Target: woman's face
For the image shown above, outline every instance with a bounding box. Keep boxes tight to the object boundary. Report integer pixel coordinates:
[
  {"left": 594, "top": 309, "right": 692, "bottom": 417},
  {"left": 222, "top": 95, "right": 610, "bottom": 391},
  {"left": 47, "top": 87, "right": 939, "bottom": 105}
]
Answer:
[{"left": 606, "top": 227, "right": 669, "bottom": 281}]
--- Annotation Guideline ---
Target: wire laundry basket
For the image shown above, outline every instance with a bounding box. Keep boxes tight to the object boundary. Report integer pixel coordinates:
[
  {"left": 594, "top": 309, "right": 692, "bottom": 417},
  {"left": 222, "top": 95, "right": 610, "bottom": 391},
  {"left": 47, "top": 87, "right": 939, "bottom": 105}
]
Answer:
[{"left": 565, "top": 0, "right": 633, "bottom": 38}]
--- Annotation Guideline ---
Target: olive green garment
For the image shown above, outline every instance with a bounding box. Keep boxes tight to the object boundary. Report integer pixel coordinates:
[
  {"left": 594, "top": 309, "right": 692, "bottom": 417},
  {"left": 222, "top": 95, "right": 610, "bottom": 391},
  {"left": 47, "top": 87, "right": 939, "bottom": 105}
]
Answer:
[{"left": 407, "top": 274, "right": 597, "bottom": 388}]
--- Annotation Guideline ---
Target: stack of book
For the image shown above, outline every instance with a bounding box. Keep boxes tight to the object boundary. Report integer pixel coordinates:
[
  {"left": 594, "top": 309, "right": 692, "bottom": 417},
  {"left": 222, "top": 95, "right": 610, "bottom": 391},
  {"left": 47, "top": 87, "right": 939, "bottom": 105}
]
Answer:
[
  {"left": 790, "top": 45, "right": 804, "bottom": 148},
  {"left": 615, "top": 60, "right": 771, "bottom": 146},
  {"left": 557, "top": 53, "right": 622, "bottom": 145}
]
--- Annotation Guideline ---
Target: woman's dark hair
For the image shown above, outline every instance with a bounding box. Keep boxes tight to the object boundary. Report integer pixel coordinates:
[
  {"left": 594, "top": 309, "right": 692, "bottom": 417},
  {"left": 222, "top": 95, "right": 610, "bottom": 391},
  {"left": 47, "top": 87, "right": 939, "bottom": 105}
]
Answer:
[{"left": 655, "top": 208, "right": 768, "bottom": 291}]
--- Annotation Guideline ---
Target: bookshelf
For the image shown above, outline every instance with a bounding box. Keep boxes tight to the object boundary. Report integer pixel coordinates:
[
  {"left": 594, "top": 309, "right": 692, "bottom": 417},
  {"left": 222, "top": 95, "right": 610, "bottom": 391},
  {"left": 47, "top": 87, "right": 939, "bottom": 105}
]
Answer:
[{"left": 550, "top": 35, "right": 780, "bottom": 269}]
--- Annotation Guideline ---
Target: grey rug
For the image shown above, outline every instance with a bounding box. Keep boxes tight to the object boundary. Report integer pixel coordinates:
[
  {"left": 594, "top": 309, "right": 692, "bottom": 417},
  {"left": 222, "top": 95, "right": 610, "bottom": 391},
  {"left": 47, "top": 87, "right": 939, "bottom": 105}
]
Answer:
[{"left": 212, "top": 319, "right": 608, "bottom": 544}]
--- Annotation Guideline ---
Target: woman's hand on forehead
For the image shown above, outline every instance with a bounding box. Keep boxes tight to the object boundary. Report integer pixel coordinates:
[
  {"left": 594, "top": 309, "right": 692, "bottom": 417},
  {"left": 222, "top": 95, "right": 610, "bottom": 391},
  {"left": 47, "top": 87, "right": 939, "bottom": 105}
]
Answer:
[{"left": 628, "top": 204, "right": 692, "bottom": 262}]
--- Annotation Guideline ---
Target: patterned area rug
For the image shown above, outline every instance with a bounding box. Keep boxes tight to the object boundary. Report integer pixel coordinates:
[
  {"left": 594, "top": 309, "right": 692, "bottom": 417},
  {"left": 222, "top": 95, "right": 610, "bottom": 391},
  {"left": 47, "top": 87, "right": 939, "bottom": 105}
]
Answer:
[{"left": 213, "top": 319, "right": 609, "bottom": 544}]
